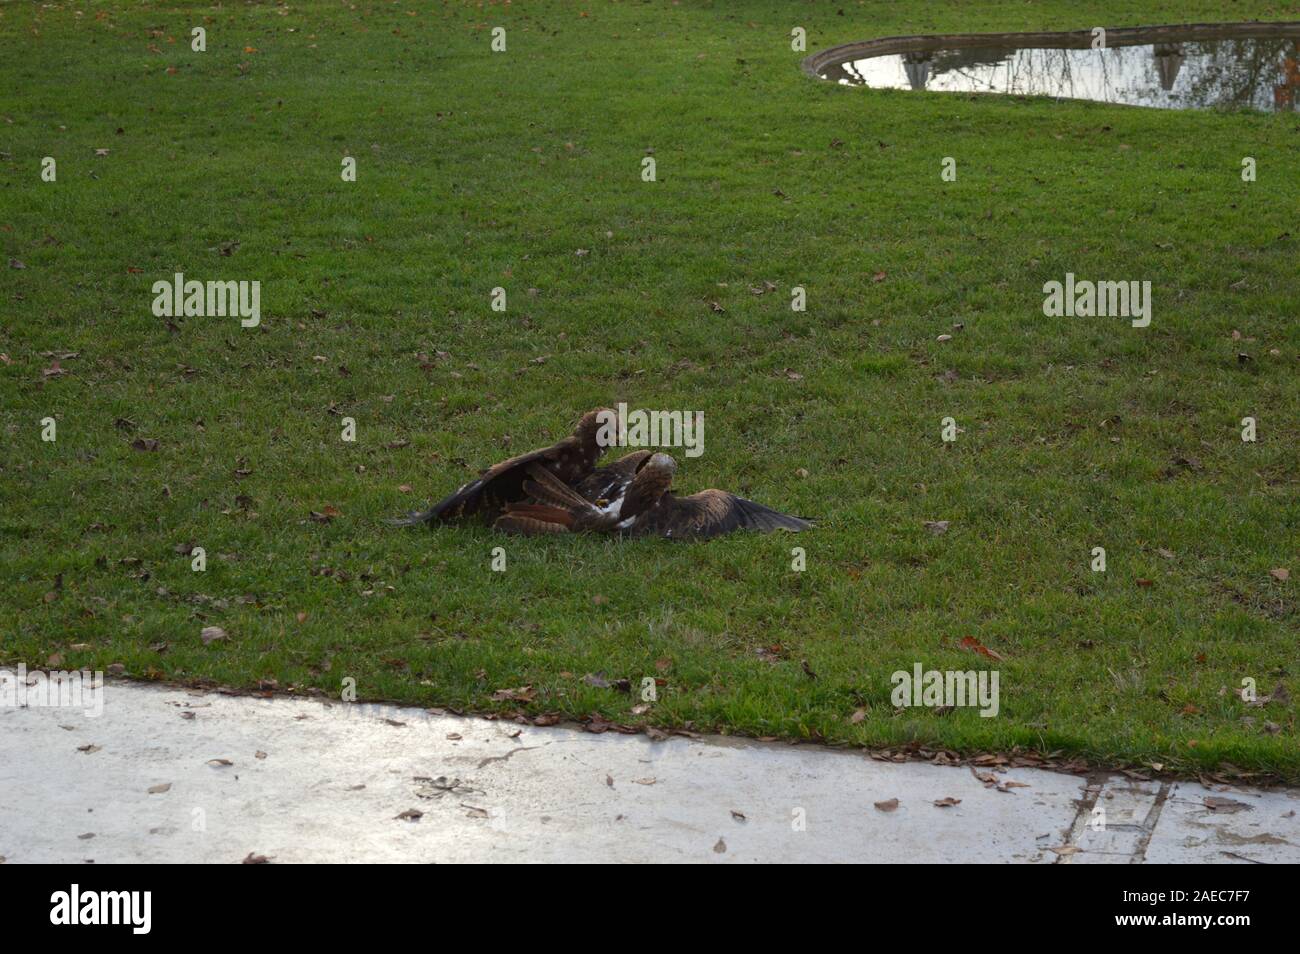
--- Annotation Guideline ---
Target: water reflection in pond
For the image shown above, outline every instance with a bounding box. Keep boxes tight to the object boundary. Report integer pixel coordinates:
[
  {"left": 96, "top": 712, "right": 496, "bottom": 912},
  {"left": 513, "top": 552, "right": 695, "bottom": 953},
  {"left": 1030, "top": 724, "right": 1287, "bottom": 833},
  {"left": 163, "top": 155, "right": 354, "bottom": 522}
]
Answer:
[{"left": 821, "top": 38, "right": 1300, "bottom": 111}]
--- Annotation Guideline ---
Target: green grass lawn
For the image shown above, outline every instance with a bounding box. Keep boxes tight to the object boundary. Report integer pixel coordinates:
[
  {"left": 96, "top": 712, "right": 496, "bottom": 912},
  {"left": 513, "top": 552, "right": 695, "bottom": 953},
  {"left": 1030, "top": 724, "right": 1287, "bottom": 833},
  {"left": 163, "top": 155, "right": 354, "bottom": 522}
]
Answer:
[{"left": 2, "top": 0, "right": 1297, "bottom": 780}]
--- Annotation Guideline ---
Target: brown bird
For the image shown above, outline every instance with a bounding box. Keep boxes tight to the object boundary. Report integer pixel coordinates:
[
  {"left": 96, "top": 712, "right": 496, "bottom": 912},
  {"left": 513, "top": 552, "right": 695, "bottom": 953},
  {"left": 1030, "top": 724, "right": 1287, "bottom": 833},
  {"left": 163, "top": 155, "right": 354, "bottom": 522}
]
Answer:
[
  {"left": 390, "top": 408, "right": 614, "bottom": 527},
  {"left": 495, "top": 451, "right": 813, "bottom": 540},
  {"left": 493, "top": 452, "right": 672, "bottom": 535}
]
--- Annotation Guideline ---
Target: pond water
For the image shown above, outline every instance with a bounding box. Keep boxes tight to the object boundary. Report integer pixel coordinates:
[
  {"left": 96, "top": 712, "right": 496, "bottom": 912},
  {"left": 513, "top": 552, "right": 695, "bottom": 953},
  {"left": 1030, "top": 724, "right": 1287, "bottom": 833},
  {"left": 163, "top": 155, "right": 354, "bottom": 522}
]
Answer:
[{"left": 817, "top": 32, "right": 1300, "bottom": 111}]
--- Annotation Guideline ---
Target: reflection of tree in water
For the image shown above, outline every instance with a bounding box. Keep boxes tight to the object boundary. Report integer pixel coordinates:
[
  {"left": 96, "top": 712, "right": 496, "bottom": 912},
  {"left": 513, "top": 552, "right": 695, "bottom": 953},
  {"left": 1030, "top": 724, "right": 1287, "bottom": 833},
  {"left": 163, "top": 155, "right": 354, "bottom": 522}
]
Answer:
[
  {"left": 854, "top": 38, "right": 1299, "bottom": 111},
  {"left": 1165, "top": 40, "right": 1299, "bottom": 110}
]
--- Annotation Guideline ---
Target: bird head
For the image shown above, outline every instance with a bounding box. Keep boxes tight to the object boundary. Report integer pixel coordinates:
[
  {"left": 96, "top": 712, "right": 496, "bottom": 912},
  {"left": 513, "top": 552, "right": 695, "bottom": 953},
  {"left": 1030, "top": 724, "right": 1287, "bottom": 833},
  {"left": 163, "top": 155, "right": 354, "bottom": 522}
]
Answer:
[{"left": 577, "top": 407, "right": 618, "bottom": 461}]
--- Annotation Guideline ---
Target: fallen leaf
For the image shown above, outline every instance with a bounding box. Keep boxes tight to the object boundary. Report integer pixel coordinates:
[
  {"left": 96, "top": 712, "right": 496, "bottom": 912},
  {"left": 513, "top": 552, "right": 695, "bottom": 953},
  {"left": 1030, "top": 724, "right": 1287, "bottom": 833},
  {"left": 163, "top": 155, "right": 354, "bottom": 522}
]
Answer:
[
  {"left": 199, "top": 626, "right": 227, "bottom": 645},
  {"left": 492, "top": 685, "right": 534, "bottom": 702},
  {"left": 147, "top": 783, "right": 171, "bottom": 794},
  {"left": 1204, "top": 796, "right": 1252, "bottom": 814},
  {"left": 309, "top": 505, "right": 340, "bottom": 523},
  {"left": 933, "top": 797, "right": 962, "bottom": 808},
  {"left": 1269, "top": 567, "right": 1290, "bottom": 582},
  {"left": 959, "top": 635, "right": 1004, "bottom": 661},
  {"left": 874, "top": 798, "right": 900, "bottom": 812}
]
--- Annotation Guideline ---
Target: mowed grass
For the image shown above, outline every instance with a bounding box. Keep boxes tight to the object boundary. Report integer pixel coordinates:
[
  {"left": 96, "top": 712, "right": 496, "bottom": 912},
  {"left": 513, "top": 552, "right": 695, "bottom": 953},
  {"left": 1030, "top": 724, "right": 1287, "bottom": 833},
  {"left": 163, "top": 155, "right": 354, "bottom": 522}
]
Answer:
[{"left": 1, "top": 1, "right": 1297, "bottom": 779}]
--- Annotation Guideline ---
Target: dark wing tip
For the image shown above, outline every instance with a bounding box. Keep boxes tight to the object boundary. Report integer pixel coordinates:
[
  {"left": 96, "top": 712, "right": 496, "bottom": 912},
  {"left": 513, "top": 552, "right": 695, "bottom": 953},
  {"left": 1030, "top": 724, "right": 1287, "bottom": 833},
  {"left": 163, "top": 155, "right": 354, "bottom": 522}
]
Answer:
[
  {"left": 732, "top": 495, "right": 814, "bottom": 532},
  {"left": 386, "top": 508, "right": 435, "bottom": 527}
]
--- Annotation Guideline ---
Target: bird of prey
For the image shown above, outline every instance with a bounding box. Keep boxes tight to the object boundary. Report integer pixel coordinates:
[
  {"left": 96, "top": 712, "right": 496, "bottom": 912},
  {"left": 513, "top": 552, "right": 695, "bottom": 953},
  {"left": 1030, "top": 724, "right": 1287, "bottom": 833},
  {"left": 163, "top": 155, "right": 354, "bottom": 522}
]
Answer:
[
  {"left": 495, "top": 451, "right": 813, "bottom": 540},
  {"left": 389, "top": 408, "right": 614, "bottom": 527}
]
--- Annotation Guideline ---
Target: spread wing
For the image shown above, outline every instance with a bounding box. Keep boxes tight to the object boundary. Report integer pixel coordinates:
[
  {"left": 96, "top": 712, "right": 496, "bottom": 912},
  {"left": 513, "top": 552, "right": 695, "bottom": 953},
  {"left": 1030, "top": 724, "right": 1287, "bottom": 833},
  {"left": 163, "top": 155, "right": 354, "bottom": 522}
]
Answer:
[
  {"left": 630, "top": 489, "right": 813, "bottom": 540},
  {"left": 390, "top": 442, "right": 588, "bottom": 527},
  {"left": 390, "top": 407, "right": 614, "bottom": 527}
]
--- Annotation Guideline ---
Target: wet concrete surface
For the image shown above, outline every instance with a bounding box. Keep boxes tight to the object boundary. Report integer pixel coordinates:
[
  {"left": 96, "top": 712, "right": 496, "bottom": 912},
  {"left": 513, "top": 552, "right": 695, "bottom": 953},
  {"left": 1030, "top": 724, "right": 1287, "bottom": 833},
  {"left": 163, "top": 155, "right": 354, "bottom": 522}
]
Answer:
[{"left": 2, "top": 682, "right": 1296, "bottom": 863}]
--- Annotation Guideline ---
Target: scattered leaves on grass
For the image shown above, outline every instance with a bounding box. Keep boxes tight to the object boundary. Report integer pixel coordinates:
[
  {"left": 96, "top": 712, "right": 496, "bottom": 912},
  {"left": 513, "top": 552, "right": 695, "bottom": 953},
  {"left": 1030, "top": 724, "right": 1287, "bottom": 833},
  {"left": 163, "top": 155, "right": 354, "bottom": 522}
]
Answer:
[{"left": 1247, "top": 684, "right": 1291, "bottom": 708}]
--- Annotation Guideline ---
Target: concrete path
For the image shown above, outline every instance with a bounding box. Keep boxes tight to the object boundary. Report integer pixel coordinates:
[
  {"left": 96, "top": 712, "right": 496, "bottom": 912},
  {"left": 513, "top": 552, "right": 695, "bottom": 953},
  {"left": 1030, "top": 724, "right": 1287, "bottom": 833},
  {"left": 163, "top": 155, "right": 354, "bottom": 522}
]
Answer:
[{"left": 2, "top": 682, "right": 1297, "bottom": 863}]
